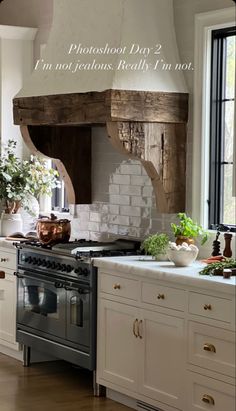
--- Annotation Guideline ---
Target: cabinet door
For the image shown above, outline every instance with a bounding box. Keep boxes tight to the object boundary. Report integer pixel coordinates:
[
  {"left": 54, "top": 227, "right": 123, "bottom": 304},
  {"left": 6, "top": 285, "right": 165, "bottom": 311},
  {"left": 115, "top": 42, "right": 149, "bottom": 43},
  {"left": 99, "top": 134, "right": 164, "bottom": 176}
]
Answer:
[
  {"left": 97, "top": 299, "right": 139, "bottom": 392},
  {"left": 139, "top": 309, "right": 184, "bottom": 409},
  {"left": 0, "top": 273, "right": 17, "bottom": 347}
]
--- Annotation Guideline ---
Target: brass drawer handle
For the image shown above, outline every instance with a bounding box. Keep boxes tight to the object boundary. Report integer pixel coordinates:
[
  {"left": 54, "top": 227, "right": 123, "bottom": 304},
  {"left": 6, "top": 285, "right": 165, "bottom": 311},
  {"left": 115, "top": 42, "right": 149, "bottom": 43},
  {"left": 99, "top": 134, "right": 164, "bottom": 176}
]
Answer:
[
  {"left": 202, "top": 394, "right": 215, "bottom": 405},
  {"left": 133, "top": 319, "right": 138, "bottom": 338},
  {"left": 157, "top": 293, "right": 165, "bottom": 300},
  {"left": 0, "top": 271, "right": 5, "bottom": 279},
  {"left": 203, "top": 343, "right": 216, "bottom": 353},
  {"left": 113, "top": 283, "right": 121, "bottom": 290},
  {"left": 138, "top": 320, "right": 143, "bottom": 339},
  {"left": 204, "top": 304, "right": 212, "bottom": 310},
  {"left": 1, "top": 258, "right": 8, "bottom": 263}
]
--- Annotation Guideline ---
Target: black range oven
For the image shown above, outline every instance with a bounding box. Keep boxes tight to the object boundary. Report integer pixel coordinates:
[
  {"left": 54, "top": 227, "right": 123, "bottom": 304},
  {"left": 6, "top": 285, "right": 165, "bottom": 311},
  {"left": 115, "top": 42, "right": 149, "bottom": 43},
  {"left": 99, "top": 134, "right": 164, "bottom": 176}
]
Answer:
[{"left": 15, "top": 239, "right": 139, "bottom": 395}]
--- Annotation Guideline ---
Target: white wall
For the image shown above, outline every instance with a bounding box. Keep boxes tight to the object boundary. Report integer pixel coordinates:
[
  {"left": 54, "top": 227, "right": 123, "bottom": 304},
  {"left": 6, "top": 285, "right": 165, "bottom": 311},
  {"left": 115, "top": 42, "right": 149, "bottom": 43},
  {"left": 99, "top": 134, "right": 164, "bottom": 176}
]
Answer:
[{"left": 0, "top": 0, "right": 53, "bottom": 60}]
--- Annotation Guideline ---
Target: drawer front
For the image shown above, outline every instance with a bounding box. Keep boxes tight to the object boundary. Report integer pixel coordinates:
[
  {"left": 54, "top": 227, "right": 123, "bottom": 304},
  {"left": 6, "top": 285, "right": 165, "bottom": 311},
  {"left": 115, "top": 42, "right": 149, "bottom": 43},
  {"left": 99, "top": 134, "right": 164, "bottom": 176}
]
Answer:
[
  {"left": 100, "top": 272, "right": 138, "bottom": 301},
  {"left": 188, "top": 321, "right": 235, "bottom": 378},
  {"left": 187, "top": 371, "right": 235, "bottom": 411},
  {"left": 0, "top": 249, "right": 16, "bottom": 271},
  {"left": 189, "top": 292, "right": 233, "bottom": 323},
  {"left": 141, "top": 282, "right": 185, "bottom": 311}
]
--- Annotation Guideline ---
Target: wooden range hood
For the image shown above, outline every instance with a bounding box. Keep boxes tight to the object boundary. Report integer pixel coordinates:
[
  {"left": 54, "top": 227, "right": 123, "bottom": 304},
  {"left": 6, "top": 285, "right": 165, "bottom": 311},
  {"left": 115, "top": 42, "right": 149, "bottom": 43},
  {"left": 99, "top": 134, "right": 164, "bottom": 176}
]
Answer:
[{"left": 13, "top": 88, "right": 188, "bottom": 213}]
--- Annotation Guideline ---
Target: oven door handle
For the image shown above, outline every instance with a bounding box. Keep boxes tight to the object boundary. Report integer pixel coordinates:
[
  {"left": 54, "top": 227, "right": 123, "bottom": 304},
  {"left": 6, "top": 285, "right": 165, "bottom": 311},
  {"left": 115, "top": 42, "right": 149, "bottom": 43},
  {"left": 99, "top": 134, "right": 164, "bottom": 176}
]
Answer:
[
  {"left": 64, "top": 285, "right": 90, "bottom": 294},
  {"left": 14, "top": 271, "right": 24, "bottom": 279},
  {"left": 14, "top": 271, "right": 65, "bottom": 288}
]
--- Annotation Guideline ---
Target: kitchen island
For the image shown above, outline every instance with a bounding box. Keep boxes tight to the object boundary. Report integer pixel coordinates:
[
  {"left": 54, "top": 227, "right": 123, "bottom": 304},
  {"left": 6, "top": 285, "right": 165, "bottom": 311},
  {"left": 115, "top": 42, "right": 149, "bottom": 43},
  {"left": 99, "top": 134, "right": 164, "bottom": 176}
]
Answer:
[{"left": 94, "top": 256, "right": 235, "bottom": 411}]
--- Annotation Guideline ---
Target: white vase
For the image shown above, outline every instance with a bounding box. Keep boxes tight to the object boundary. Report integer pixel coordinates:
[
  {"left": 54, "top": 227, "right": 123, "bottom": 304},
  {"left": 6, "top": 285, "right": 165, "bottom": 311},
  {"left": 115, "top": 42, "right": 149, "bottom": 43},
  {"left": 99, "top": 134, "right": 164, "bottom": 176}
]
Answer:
[{"left": 0, "top": 212, "right": 23, "bottom": 237}]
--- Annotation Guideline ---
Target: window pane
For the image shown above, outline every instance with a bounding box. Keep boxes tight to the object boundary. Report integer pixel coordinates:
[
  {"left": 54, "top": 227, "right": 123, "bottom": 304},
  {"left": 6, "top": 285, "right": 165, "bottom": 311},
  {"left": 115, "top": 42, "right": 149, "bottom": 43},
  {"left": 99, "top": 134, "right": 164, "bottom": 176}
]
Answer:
[
  {"left": 223, "top": 100, "right": 234, "bottom": 162},
  {"left": 222, "top": 164, "right": 236, "bottom": 225},
  {"left": 225, "top": 35, "right": 235, "bottom": 100}
]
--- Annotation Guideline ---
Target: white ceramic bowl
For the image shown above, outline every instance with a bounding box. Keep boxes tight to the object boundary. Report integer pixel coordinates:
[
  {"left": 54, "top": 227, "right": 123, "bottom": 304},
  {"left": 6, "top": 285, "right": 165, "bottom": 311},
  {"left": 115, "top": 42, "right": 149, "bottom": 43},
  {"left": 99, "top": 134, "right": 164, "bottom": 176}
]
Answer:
[{"left": 166, "top": 247, "right": 199, "bottom": 267}]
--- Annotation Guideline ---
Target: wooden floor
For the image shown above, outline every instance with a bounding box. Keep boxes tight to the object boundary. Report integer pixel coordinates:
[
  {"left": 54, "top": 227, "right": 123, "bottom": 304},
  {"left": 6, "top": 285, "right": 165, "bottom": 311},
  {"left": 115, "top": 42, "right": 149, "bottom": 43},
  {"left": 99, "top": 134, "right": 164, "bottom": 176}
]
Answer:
[{"left": 0, "top": 354, "right": 132, "bottom": 411}]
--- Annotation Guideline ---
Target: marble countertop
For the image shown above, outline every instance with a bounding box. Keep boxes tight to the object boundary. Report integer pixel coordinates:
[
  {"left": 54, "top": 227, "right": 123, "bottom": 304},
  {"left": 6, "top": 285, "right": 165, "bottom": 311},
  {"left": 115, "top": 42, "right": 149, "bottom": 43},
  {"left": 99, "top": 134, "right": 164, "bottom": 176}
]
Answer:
[
  {"left": 0, "top": 237, "right": 18, "bottom": 250},
  {"left": 93, "top": 256, "right": 236, "bottom": 295}
]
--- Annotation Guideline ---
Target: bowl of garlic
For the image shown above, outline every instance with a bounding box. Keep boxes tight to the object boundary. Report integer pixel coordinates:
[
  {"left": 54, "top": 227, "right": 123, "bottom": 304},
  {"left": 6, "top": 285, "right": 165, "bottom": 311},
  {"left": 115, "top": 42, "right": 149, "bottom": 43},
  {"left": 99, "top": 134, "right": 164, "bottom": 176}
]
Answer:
[{"left": 166, "top": 242, "right": 199, "bottom": 267}]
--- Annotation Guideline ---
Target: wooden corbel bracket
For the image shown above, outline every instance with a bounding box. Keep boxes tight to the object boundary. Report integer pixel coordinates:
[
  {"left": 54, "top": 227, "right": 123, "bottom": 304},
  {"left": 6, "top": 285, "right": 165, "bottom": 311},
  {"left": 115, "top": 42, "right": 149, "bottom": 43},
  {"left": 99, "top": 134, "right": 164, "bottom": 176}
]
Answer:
[{"left": 107, "top": 121, "right": 186, "bottom": 213}]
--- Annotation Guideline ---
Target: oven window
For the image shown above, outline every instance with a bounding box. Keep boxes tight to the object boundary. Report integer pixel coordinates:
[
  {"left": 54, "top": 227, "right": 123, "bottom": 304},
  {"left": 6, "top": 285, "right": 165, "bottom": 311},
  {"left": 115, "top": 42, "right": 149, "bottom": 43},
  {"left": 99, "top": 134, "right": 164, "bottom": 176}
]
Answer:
[
  {"left": 24, "top": 286, "right": 59, "bottom": 318},
  {"left": 70, "top": 296, "right": 83, "bottom": 327}
]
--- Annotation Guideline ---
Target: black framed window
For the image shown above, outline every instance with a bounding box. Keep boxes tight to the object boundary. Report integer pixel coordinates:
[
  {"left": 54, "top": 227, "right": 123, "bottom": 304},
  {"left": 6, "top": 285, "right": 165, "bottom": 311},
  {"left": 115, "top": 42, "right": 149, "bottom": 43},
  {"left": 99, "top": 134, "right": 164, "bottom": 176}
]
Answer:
[
  {"left": 51, "top": 162, "right": 69, "bottom": 212},
  {"left": 209, "top": 26, "right": 236, "bottom": 232}
]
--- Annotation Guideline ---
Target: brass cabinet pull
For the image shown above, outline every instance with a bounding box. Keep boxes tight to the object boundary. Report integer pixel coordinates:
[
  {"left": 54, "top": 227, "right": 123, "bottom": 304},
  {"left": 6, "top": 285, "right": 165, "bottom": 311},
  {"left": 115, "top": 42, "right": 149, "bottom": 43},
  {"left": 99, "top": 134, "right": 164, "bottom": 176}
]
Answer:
[
  {"left": 133, "top": 319, "right": 139, "bottom": 338},
  {"left": 203, "top": 343, "right": 216, "bottom": 353},
  {"left": 113, "top": 283, "right": 121, "bottom": 290},
  {"left": 204, "top": 304, "right": 212, "bottom": 310},
  {"left": 157, "top": 293, "right": 165, "bottom": 300},
  {"left": 1, "top": 258, "right": 8, "bottom": 263},
  {"left": 0, "top": 271, "right": 5, "bottom": 279},
  {"left": 202, "top": 394, "right": 215, "bottom": 405},
  {"left": 138, "top": 320, "right": 143, "bottom": 339}
]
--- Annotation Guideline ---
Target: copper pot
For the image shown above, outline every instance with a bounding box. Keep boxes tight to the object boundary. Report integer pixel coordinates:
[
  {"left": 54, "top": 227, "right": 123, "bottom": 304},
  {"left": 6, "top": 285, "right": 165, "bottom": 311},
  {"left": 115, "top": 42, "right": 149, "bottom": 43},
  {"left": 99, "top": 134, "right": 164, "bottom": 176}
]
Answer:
[{"left": 36, "top": 213, "right": 71, "bottom": 245}]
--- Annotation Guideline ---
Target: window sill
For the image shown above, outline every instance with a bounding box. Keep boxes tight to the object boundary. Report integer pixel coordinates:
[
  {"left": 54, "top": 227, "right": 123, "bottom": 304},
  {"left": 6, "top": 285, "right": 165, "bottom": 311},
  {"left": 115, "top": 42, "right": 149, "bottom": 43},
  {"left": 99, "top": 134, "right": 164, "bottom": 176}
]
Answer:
[{"left": 39, "top": 210, "right": 71, "bottom": 219}]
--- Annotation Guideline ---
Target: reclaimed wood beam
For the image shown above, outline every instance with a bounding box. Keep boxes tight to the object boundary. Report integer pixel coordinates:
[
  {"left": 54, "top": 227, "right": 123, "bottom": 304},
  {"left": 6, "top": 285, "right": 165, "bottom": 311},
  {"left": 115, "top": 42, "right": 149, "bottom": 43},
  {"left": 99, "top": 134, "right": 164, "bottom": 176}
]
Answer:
[
  {"left": 107, "top": 121, "right": 186, "bottom": 213},
  {"left": 13, "top": 89, "right": 188, "bottom": 126}
]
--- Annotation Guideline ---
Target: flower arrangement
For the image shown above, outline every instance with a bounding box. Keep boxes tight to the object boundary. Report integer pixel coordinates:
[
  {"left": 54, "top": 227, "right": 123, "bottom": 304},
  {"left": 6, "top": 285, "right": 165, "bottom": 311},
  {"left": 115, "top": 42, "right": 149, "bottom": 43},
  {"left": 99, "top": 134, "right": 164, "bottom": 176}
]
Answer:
[{"left": 0, "top": 140, "right": 60, "bottom": 215}]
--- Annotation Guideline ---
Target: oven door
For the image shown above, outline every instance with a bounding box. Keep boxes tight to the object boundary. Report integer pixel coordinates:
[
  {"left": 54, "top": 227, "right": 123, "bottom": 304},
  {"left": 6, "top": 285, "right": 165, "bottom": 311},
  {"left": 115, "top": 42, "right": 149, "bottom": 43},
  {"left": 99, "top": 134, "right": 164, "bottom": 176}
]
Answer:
[
  {"left": 17, "top": 271, "right": 66, "bottom": 339},
  {"left": 66, "top": 284, "right": 90, "bottom": 348}
]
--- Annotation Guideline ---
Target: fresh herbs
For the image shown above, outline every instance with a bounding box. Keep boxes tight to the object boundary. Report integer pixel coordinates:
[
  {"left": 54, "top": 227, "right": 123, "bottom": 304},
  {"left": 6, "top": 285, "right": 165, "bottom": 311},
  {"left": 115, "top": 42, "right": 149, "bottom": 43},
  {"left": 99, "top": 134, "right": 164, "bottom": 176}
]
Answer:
[
  {"left": 141, "top": 233, "right": 169, "bottom": 259},
  {"left": 200, "top": 259, "right": 236, "bottom": 275},
  {"left": 171, "top": 213, "right": 208, "bottom": 245}
]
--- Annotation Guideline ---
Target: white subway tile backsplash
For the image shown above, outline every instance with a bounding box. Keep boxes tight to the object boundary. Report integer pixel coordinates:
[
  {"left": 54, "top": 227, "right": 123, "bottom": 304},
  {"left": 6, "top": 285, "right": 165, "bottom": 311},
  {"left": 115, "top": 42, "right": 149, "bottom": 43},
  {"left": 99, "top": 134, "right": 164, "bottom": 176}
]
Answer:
[
  {"left": 109, "top": 204, "right": 120, "bottom": 214},
  {"left": 109, "top": 215, "right": 130, "bottom": 226},
  {"left": 112, "top": 174, "right": 131, "bottom": 185},
  {"left": 88, "top": 222, "right": 101, "bottom": 232},
  {"left": 90, "top": 212, "right": 102, "bottom": 222},
  {"left": 110, "top": 195, "right": 130, "bottom": 205},
  {"left": 120, "top": 164, "right": 142, "bottom": 175},
  {"left": 109, "top": 184, "right": 120, "bottom": 195},
  {"left": 131, "top": 196, "right": 152, "bottom": 207},
  {"left": 120, "top": 185, "right": 142, "bottom": 196},
  {"left": 131, "top": 175, "right": 152, "bottom": 186},
  {"left": 69, "top": 130, "right": 171, "bottom": 242},
  {"left": 120, "top": 205, "right": 142, "bottom": 217}
]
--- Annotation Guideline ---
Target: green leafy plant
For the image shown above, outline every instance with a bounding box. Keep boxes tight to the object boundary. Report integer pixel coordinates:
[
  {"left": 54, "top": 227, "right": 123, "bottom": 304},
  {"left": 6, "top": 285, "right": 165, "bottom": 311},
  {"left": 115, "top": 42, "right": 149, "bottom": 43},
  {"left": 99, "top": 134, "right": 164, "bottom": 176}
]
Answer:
[
  {"left": 141, "top": 233, "right": 169, "bottom": 259},
  {"left": 200, "top": 259, "right": 236, "bottom": 276},
  {"left": 171, "top": 213, "right": 208, "bottom": 245},
  {"left": 0, "top": 140, "right": 60, "bottom": 214}
]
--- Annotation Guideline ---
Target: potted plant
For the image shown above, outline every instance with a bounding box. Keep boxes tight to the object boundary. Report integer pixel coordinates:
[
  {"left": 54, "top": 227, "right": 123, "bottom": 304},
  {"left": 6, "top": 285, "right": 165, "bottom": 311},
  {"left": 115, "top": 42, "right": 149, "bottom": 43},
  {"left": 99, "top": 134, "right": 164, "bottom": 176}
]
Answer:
[
  {"left": 171, "top": 213, "right": 208, "bottom": 246},
  {"left": 0, "top": 140, "right": 60, "bottom": 235},
  {"left": 141, "top": 233, "right": 169, "bottom": 260}
]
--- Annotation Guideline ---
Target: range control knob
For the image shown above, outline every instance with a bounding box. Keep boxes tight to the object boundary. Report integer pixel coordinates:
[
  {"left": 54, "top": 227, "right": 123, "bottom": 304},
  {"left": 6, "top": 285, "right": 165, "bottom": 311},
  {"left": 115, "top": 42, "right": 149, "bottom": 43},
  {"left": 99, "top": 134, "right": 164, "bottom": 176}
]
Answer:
[
  {"left": 82, "top": 268, "right": 89, "bottom": 276},
  {"left": 66, "top": 265, "right": 72, "bottom": 273},
  {"left": 42, "top": 260, "right": 46, "bottom": 267},
  {"left": 37, "top": 259, "right": 42, "bottom": 266},
  {"left": 61, "top": 264, "right": 67, "bottom": 272},
  {"left": 32, "top": 257, "right": 37, "bottom": 265},
  {"left": 74, "top": 267, "right": 82, "bottom": 275},
  {"left": 51, "top": 262, "right": 56, "bottom": 270},
  {"left": 46, "top": 261, "right": 52, "bottom": 268}
]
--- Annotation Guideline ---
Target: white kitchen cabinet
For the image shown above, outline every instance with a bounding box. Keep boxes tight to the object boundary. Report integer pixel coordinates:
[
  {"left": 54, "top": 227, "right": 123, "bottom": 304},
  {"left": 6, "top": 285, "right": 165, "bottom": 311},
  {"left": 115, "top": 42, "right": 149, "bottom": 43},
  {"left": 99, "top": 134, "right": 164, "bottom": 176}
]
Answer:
[
  {"left": 98, "top": 299, "right": 139, "bottom": 392},
  {"left": 95, "top": 258, "right": 236, "bottom": 411},
  {"left": 97, "top": 271, "right": 185, "bottom": 411},
  {"left": 139, "top": 309, "right": 184, "bottom": 409},
  {"left": 0, "top": 246, "right": 20, "bottom": 352}
]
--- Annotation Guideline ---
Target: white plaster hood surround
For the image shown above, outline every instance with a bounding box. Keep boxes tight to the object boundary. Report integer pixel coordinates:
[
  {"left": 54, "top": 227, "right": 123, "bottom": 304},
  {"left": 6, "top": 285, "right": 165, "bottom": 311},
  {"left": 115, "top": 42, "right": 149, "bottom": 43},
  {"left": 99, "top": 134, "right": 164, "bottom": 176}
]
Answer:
[{"left": 17, "top": 0, "right": 187, "bottom": 98}]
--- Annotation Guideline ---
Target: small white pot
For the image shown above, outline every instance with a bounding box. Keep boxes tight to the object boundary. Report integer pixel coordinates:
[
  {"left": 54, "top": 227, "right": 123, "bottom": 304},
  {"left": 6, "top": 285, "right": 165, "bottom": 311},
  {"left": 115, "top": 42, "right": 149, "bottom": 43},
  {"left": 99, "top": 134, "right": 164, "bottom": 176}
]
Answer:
[{"left": 0, "top": 212, "right": 23, "bottom": 237}]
